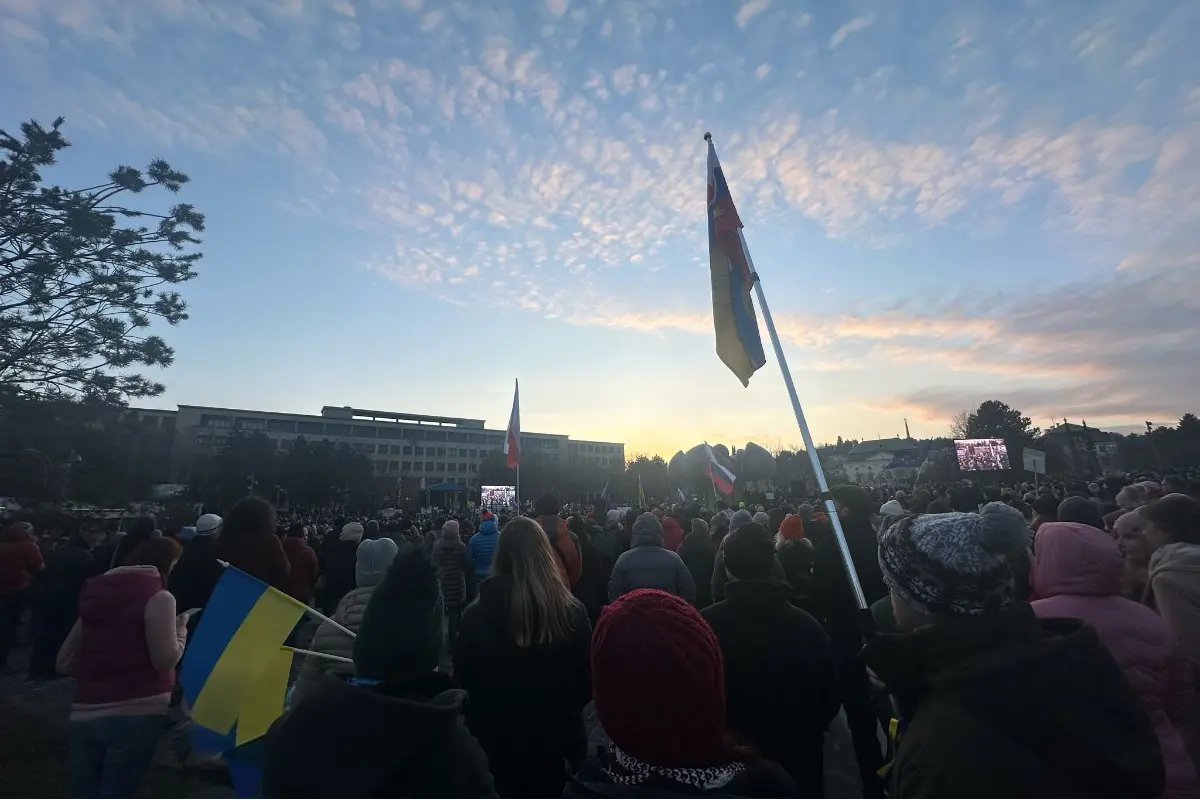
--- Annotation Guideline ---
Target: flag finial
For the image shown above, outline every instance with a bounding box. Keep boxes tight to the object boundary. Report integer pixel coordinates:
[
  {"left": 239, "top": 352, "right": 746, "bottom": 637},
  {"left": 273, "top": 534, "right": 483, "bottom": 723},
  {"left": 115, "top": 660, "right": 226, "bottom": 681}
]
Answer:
[{"left": 703, "top": 131, "right": 712, "bottom": 142}]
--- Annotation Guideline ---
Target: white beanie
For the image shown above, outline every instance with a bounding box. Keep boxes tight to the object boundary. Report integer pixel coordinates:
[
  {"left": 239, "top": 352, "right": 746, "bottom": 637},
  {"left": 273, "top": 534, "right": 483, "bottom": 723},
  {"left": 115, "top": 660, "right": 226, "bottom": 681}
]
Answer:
[
  {"left": 879, "top": 499, "right": 905, "bottom": 517},
  {"left": 340, "top": 522, "right": 364, "bottom": 541},
  {"left": 356, "top": 538, "right": 399, "bottom": 588},
  {"left": 195, "top": 514, "right": 222, "bottom": 536}
]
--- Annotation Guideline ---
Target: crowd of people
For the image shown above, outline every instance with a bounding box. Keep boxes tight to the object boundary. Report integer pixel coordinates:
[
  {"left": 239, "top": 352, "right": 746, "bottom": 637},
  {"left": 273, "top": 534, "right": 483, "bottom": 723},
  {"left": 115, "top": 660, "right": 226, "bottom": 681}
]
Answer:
[{"left": 0, "top": 471, "right": 1199, "bottom": 797}]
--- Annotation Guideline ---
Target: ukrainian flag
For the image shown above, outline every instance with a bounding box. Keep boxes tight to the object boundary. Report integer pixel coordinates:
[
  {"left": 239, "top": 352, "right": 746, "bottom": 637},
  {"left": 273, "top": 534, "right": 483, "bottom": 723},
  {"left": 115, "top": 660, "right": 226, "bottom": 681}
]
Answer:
[
  {"left": 180, "top": 566, "right": 305, "bottom": 747},
  {"left": 706, "top": 136, "right": 767, "bottom": 386}
]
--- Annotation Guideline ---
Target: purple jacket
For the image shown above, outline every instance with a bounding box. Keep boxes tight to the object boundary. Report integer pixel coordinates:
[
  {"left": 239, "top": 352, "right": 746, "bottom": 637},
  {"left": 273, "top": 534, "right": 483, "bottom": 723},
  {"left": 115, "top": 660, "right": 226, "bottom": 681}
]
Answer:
[{"left": 1032, "top": 522, "right": 1199, "bottom": 796}]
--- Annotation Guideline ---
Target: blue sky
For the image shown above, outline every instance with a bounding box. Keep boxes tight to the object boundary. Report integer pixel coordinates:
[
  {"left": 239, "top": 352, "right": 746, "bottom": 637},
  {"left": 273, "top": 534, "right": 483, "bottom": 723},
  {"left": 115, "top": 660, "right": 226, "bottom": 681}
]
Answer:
[{"left": 3, "top": 0, "right": 1199, "bottom": 457}]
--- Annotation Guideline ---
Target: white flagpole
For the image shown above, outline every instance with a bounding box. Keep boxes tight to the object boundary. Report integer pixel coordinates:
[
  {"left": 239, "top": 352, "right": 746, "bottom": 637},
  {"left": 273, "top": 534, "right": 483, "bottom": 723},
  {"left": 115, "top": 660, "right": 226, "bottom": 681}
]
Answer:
[
  {"left": 738, "top": 227, "right": 868, "bottom": 611},
  {"left": 282, "top": 646, "right": 354, "bottom": 664}
]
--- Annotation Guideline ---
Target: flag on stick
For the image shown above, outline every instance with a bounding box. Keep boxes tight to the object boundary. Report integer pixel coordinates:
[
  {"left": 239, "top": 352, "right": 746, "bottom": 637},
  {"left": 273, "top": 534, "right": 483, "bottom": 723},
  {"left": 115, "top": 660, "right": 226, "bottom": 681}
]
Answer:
[
  {"left": 707, "top": 134, "right": 767, "bottom": 386},
  {"left": 601, "top": 479, "right": 613, "bottom": 505},
  {"left": 503, "top": 379, "right": 521, "bottom": 469},
  {"left": 704, "top": 443, "right": 736, "bottom": 495},
  {"left": 638, "top": 473, "right": 646, "bottom": 507}
]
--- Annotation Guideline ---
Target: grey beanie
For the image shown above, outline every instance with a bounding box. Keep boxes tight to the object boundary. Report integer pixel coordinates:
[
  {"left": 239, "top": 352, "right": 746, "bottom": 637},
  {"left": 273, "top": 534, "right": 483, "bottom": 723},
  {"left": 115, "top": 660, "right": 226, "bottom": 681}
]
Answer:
[
  {"left": 729, "top": 509, "right": 754, "bottom": 532},
  {"left": 356, "top": 537, "right": 399, "bottom": 588},
  {"left": 878, "top": 502, "right": 1030, "bottom": 617},
  {"left": 752, "top": 511, "right": 770, "bottom": 527},
  {"left": 691, "top": 518, "right": 710, "bottom": 537},
  {"left": 632, "top": 512, "right": 663, "bottom": 542}
]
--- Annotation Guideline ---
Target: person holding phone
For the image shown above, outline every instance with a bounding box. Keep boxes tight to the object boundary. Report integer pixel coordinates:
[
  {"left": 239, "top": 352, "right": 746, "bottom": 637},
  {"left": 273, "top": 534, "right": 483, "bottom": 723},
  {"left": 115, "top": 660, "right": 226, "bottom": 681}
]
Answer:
[{"left": 56, "top": 537, "right": 190, "bottom": 798}]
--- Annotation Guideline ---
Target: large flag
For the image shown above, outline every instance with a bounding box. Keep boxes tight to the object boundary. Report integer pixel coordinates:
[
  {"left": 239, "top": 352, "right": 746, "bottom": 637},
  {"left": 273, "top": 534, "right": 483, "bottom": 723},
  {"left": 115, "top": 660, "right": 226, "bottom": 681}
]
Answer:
[
  {"left": 503, "top": 379, "right": 521, "bottom": 469},
  {"left": 703, "top": 443, "right": 737, "bottom": 495},
  {"left": 707, "top": 137, "right": 767, "bottom": 386},
  {"left": 180, "top": 566, "right": 306, "bottom": 747}
]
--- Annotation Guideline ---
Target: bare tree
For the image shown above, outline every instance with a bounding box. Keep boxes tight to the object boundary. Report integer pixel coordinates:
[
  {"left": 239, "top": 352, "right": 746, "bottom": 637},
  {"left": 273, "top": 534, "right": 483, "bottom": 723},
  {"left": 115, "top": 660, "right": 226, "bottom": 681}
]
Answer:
[{"left": 949, "top": 409, "right": 973, "bottom": 439}]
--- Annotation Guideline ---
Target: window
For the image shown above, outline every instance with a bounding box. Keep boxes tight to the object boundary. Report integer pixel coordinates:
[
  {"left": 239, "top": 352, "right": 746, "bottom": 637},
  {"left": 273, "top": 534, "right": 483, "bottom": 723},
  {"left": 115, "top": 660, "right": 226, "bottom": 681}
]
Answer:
[
  {"left": 458, "top": 462, "right": 467, "bottom": 472},
  {"left": 201, "top": 414, "right": 232, "bottom": 429},
  {"left": 403, "top": 446, "right": 413, "bottom": 455},
  {"left": 587, "top": 444, "right": 594, "bottom": 452},
  {"left": 235, "top": 417, "right": 266, "bottom": 431},
  {"left": 350, "top": 443, "right": 364, "bottom": 453},
  {"left": 364, "top": 444, "right": 375, "bottom": 454},
  {"left": 297, "top": 420, "right": 324, "bottom": 435},
  {"left": 436, "top": 447, "right": 446, "bottom": 457},
  {"left": 469, "top": 463, "right": 478, "bottom": 473},
  {"left": 468, "top": 449, "right": 477, "bottom": 458},
  {"left": 352, "top": 425, "right": 378, "bottom": 438},
  {"left": 448, "top": 463, "right": 457, "bottom": 472},
  {"left": 277, "top": 438, "right": 293, "bottom": 449},
  {"left": 470, "top": 434, "right": 488, "bottom": 443},
  {"left": 378, "top": 427, "right": 405, "bottom": 439},
  {"left": 448, "top": 432, "right": 467, "bottom": 442},
  {"left": 436, "top": 462, "right": 445, "bottom": 471},
  {"left": 488, "top": 435, "right": 503, "bottom": 445},
  {"left": 325, "top": 423, "right": 351, "bottom": 436},
  {"left": 425, "top": 461, "right": 435, "bottom": 471},
  {"left": 389, "top": 461, "right": 399, "bottom": 474},
  {"left": 195, "top": 433, "right": 212, "bottom": 445},
  {"left": 266, "top": 418, "right": 296, "bottom": 433},
  {"left": 414, "top": 446, "right": 424, "bottom": 456},
  {"left": 425, "top": 430, "right": 447, "bottom": 442},
  {"left": 447, "top": 447, "right": 457, "bottom": 457},
  {"left": 389, "top": 445, "right": 400, "bottom": 455},
  {"left": 402, "top": 461, "right": 412, "bottom": 471}
]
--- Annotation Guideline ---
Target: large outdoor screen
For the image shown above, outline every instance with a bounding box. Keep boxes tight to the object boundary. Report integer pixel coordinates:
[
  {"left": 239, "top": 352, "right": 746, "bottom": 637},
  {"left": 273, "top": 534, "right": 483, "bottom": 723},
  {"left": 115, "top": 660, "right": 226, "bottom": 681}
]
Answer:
[
  {"left": 954, "top": 438, "right": 1010, "bottom": 471},
  {"left": 480, "top": 485, "right": 516, "bottom": 508}
]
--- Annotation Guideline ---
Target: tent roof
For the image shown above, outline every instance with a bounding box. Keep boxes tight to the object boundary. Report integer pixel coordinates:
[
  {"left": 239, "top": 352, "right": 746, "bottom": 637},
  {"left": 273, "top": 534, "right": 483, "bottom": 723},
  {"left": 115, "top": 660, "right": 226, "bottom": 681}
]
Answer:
[{"left": 426, "top": 481, "right": 470, "bottom": 492}]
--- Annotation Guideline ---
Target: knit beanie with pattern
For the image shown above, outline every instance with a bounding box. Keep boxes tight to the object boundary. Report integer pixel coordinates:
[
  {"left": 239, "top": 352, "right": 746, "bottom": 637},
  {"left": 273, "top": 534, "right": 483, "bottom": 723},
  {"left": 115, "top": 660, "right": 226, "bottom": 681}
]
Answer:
[
  {"left": 352, "top": 551, "right": 445, "bottom": 681},
  {"left": 878, "top": 502, "right": 1030, "bottom": 617},
  {"left": 592, "top": 589, "right": 728, "bottom": 768}
]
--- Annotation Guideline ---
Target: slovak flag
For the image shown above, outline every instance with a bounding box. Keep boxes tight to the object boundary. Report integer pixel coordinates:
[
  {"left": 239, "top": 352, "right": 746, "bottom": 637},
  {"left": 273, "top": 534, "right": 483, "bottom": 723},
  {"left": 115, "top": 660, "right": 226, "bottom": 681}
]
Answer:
[
  {"left": 503, "top": 380, "right": 521, "bottom": 469},
  {"left": 703, "top": 443, "right": 736, "bottom": 495}
]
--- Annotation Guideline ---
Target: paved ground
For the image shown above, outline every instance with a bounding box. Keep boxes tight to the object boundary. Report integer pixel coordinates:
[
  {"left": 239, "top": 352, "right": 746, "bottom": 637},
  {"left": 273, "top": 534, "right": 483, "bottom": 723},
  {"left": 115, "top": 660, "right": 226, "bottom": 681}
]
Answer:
[{"left": 1, "top": 626, "right": 866, "bottom": 798}]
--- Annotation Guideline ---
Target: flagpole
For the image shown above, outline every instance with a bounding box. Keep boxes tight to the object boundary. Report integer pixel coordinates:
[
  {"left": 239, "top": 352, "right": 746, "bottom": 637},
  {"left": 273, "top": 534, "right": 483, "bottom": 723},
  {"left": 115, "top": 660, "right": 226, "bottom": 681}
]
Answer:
[
  {"left": 515, "top": 462, "right": 521, "bottom": 511},
  {"left": 736, "top": 227, "right": 868, "bottom": 611}
]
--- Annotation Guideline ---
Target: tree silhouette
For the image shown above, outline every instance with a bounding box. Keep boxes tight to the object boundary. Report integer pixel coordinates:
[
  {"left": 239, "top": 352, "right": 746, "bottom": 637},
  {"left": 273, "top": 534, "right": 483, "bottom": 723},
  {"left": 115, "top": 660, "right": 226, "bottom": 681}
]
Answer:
[
  {"left": 1, "top": 117, "right": 203, "bottom": 402},
  {"left": 963, "top": 400, "right": 1040, "bottom": 442}
]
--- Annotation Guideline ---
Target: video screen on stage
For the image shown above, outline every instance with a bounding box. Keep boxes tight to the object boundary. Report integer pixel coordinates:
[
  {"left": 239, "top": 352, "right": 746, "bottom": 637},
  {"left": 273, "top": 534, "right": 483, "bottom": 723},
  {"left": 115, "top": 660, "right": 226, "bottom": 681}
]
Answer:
[
  {"left": 480, "top": 485, "right": 516, "bottom": 508},
  {"left": 954, "top": 438, "right": 1010, "bottom": 471}
]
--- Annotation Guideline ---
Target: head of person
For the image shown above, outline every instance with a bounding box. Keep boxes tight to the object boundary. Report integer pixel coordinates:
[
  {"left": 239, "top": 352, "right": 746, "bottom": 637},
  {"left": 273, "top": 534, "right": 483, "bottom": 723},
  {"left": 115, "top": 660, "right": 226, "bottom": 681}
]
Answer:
[
  {"left": 1141, "top": 494, "right": 1200, "bottom": 553},
  {"left": 766, "top": 507, "right": 786, "bottom": 535},
  {"left": 286, "top": 523, "right": 306, "bottom": 539},
  {"left": 492, "top": 516, "right": 583, "bottom": 646},
  {"left": 728, "top": 508, "right": 754, "bottom": 533},
  {"left": 879, "top": 502, "right": 1030, "bottom": 631},
  {"left": 355, "top": 537, "right": 399, "bottom": 588},
  {"left": 1032, "top": 494, "right": 1059, "bottom": 521},
  {"left": 340, "top": 521, "right": 364, "bottom": 542},
  {"left": 722, "top": 523, "right": 775, "bottom": 581},
  {"left": 1056, "top": 496, "right": 1105, "bottom": 531},
  {"left": 364, "top": 519, "right": 380, "bottom": 539},
  {"left": 1116, "top": 484, "right": 1148, "bottom": 511},
  {"left": 776, "top": 513, "right": 806, "bottom": 545},
  {"left": 831, "top": 485, "right": 873, "bottom": 520},
  {"left": 1032, "top": 522, "right": 1123, "bottom": 599},
  {"left": 534, "top": 494, "right": 560, "bottom": 517},
  {"left": 352, "top": 552, "right": 444, "bottom": 682},
  {"left": 442, "top": 519, "right": 460, "bottom": 539},
  {"left": 690, "top": 518, "right": 710, "bottom": 539},
  {"left": 80, "top": 520, "right": 106, "bottom": 549},
  {"left": 592, "top": 589, "right": 731, "bottom": 769},
  {"left": 796, "top": 503, "right": 815, "bottom": 522},
  {"left": 194, "top": 513, "right": 223, "bottom": 539},
  {"left": 1113, "top": 509, "right": 1150, "bottom": 566},
  {"left": 632, "top": 512, "right": 664, "bottom": 545},
  {"left": 126, "top": 536, "right": 183, "bottom": 583},
  {"left": 751, "top": 511, "right": 770, "bottom": 528},
  {"left": 224, "top": 497, "right": 276, "bottom": 541}
]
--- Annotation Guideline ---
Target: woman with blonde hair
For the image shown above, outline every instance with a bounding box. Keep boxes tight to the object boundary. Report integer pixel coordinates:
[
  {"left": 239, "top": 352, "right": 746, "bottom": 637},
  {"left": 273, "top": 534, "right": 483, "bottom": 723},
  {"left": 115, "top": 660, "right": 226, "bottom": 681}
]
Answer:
[{"left": 454, "top": 516, "right": 592, "bottom": 797}]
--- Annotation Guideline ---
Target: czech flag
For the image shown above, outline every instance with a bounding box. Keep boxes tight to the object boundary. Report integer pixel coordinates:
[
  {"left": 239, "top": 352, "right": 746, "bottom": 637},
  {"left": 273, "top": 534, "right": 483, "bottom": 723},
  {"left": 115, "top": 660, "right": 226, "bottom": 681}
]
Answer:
[{"left": 707, "top": 137, "right": 767, "bottom": 386}]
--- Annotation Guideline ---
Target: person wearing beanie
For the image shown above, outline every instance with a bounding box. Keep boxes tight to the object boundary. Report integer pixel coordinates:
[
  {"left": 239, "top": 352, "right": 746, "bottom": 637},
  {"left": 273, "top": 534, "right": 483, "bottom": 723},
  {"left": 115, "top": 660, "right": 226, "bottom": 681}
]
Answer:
[
  {"left": 678, "top": 518, "right": 716, "bottom": 609},
  {"left": 1141, "top": 493, "right": 1200, "bottom": 681},
  {"left": 292, "top": 538, "right": 398, "bottom": 704},
  {"left": 864, "top": 504, "right": 1165, "bottom": 798},
  {"left": 1031, "top": 521, "right": 1200, "bottom": 796},
  {"left": 534, "top": 494, "right": 584, "bottom": 589},
  {"left": 729, "top": 508, "right": 754, "bottom": 533},
  {"left": 660, "top": 514, "right": 685, "bottom": 552},
  {"left": 431, "top": 520, "right": 468, "bottom": 646},
  {"left": 702, "top": 524, "right": 839, "bottom": 796},
  {"left": 569, "top": 589, "right": 797, "bottom": 797},
  {"left": 774, "top": 515, "right": 815, "bottom": 610},
  {"left": 465, "top": 514, "right": 500, "bottom": 588},
  {"left": 607, "top": 513, "right": 696, "bottom": 604},
  {"left": 454, "top": 517, "right": 592, "bottom": 797},
  {"left": 264, "top": 553, "right": 495, "bottom": 798},
  {"left": 711, "top": 517, "right": 789, "bottom": 606},
  {"left": 751, "top": 511, "right": 770, "bottom": 529},
  {"left": 168, "top": 513, "right": 224, "bottom": 625}
]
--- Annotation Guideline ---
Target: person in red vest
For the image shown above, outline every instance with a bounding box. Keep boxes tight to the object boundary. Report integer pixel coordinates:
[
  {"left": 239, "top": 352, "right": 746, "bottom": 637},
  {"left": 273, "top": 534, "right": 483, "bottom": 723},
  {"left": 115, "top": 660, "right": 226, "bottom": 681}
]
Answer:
[
  {"left": 280, "top": 523, "right": 319, "bottom": 605},
  {"left": 56, "top": 537, "right": 190, "bottom": 798}
]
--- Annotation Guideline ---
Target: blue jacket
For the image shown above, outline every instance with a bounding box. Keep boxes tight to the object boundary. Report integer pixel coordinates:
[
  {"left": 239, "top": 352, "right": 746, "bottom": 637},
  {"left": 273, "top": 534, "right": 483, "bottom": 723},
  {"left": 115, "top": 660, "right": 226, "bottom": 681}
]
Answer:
[{"left": 467, "top": 519, "right": 500, "bottom": 582}]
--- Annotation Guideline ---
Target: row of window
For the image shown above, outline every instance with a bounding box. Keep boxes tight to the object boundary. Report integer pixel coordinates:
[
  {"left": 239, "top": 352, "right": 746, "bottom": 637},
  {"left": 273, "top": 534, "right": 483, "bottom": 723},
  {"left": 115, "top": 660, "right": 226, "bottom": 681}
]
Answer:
[
  {"left": 370, "top": 461, "right": 479, "bottom": 475},
  {"left": 570, "top": 442, "right": 620, "bottom": 454}
]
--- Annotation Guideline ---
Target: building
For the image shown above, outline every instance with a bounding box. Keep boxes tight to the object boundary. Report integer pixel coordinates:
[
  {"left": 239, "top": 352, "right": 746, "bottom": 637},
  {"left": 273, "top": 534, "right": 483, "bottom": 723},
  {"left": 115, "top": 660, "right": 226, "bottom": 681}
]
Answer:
[
  {"left": 1038, "top": 422, "right": 1122, "bottom": 475},
  {"left": 127, "top": 404, "right": 625, "bottom": 495},
  {"left": 841, "top": 438, "right": 921, "bottom": 485}
]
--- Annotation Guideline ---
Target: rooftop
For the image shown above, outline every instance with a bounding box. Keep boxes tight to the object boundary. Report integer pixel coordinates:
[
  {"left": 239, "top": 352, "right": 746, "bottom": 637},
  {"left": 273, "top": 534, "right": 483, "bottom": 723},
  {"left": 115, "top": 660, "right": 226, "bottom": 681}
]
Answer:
[{"left": 845, "top": 438, "right": 919, "bottom": 457}]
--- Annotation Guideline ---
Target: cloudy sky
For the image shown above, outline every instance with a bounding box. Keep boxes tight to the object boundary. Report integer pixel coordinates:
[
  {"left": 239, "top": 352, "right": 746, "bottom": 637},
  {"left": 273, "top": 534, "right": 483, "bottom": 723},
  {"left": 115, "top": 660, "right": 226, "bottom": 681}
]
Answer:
[{"left": 3, "top": 0, "right": 1198, "bottom": 457}]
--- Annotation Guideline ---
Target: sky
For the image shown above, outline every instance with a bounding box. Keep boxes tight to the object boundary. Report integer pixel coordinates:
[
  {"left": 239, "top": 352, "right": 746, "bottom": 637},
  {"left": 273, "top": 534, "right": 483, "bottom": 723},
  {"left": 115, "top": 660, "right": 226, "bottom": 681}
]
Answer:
[{"left": 2, "top": 0, "right": 1199, "bottom": 458}]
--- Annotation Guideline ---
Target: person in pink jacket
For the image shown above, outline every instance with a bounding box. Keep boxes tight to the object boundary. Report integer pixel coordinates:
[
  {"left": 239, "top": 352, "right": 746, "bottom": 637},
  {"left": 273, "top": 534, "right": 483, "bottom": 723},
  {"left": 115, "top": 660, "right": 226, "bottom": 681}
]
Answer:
[{"left": 1032, "top": 521, "right": 1200, "bottom": 796}]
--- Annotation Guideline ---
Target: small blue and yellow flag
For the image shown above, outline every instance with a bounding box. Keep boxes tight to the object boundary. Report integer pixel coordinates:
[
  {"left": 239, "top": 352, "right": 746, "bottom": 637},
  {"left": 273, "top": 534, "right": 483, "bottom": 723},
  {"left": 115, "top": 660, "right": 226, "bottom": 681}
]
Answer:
[{"left": 180, "top": 567, "right": 305, "bottom": 743}]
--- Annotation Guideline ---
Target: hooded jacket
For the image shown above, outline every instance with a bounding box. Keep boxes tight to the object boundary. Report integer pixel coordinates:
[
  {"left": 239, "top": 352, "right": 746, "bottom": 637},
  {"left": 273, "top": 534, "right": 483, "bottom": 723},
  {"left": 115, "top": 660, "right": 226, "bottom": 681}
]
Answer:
[
  {"left": 677, "top": 529, "right": 716, "bottom": 609},
  {"left": 536, "top": 515, "right": 583, "bottom": 589},
  {"left": 292, "top": 585, "right": 377, "bottom": 705},
  {"left": 432, "top": 530, "right": 467, "bottom": 608},
  {"left": 863, "top": 604, "right": 1165, "bottom": 798},
  {"left": 466, "top": 518, "right": 499, "bottom": 583},
  {"left": 263, "top": 672, "right": 496, "bottom": 797},
  {"left": 660, "top": 516, "right": 685, "bottom": 552},
  {"left": 454, "top": 575, "right": 592, "bottom": 798},
  {"left": 608, "top": 524, "right": 696, "bottom": 604},
  {"left": 280, "top": 537, "right": 319, "bottom": 603},
  {"left": 1032, "top": 522, "right": 1199, "bottom": 796},
  {"left": 1145, "top": 542, "right": 1200, "bottom": 684}
]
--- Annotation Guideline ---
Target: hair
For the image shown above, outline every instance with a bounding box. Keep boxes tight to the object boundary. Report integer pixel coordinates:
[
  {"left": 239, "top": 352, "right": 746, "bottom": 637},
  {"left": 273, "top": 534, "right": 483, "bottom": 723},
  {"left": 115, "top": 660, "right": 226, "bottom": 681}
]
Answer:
[
  {"left": 1032, "top": 494, "right": 1059, "bottom": 518},
  {"left": 722, "top": 523, "right": 775, "bottom": 580},
  {"left": 831, "top": 485, "right": 873, "bottom": 518},
  {"left": 224, "top": 496, "right": 276, "bottom": 540},
  {"left": 1057, "top": 496, "right": 1105, "bottom": 531},
  {"left": 490, "top": 516, "right": 583, "bottom": 646},
  {"left": 126, "top": 536, "right": 182, "bottom": 582},
  {"left": 1142, "top": 494, "right": 1200, "bottom": 545},
  {"left": 286, "top": 522, "right": 307, "bottom": 538}
]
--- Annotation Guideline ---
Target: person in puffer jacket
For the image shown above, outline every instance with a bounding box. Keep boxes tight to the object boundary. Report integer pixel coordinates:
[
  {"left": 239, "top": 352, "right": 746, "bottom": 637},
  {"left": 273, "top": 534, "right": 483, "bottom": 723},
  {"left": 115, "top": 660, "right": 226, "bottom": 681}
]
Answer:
[
  {"left": 608, "top": 514, "right": 695, "bottom": 604},
  {"left": 535, "top": 495, "right": 583, "bottom": 589},
  {"left": 466, "top": 513, "right": 500, "bottom": 586},
  {"left": 432, "top": 521, "right": 468, "bottom": 644},
  {"left": 292, "top": 538, "right": 398, "bottom": 705},
  {"left": 1032, "top": 521, "right": 1200, "bottom": 796}
]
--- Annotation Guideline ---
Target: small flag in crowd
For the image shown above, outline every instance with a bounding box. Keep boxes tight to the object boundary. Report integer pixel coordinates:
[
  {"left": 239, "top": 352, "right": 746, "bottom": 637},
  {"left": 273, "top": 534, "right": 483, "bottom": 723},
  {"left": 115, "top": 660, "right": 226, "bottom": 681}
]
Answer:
[
  {"left": 601, "top": 479, "right": 613, "bottom": 504},
  {"left": 504, "top": 379, "right": 521, "bottom": 469},
  {"left": 678, "top": 487, "right": 687, "bottom": 504},
  {"left": 638, "top": 473, "right": 646, "bottom": 507},
  {"left": 704, "top": 443, "right": 737, "bottom": 495},
  {"left": 180, "top": 566, "right": 305, "bottom": 749},
  {"left": 707, "top": 135, "right": 767, "bottom": 387}
]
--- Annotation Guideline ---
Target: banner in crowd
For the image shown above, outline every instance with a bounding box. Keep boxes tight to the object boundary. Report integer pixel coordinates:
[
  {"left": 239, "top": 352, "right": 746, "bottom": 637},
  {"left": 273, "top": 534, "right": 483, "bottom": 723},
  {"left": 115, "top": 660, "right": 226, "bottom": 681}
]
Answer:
[{"left": 1023, "top": 447, "right": 1047, "bottom": 475}]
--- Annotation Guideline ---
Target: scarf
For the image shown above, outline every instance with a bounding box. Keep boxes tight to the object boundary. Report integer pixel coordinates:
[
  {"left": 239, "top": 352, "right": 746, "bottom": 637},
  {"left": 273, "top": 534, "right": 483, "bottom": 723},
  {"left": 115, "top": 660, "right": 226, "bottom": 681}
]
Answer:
[{"left": 601, "top": 745, "right": 746, "bottom": 791}]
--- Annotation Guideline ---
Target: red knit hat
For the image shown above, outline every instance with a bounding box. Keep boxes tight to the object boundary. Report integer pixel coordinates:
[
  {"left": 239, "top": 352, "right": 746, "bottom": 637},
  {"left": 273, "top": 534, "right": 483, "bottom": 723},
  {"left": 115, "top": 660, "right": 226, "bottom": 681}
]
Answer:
[
  {"left": 591, "top": 589, "right": 728, "bottom": 768},
  {"left": 778, "top": 514, "right": 806, "bottom": 540}
]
